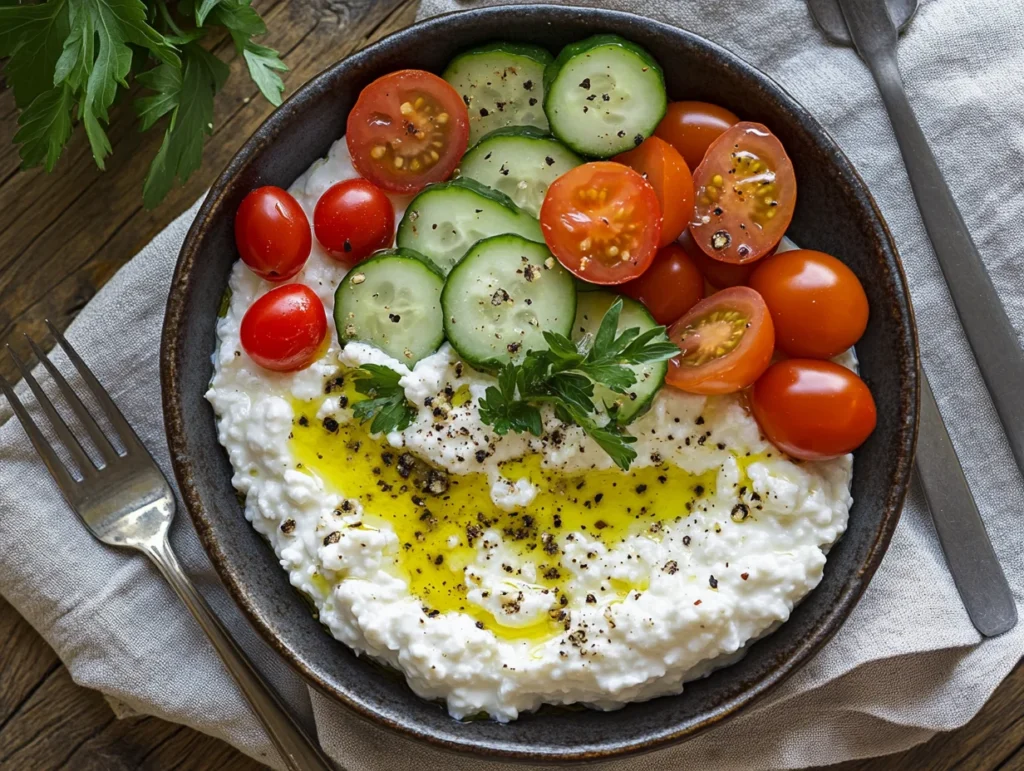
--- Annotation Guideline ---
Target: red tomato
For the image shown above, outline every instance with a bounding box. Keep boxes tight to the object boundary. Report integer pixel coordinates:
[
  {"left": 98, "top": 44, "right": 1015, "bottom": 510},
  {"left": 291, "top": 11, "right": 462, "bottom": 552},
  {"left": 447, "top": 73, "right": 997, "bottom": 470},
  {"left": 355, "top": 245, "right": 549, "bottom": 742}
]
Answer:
[
  {"left": 234, "top": 186, "right": 312, "bottom": 282},
  {"left": 313, "top": 179, "right": 395, "bottom": 265},
  {"left": 679, "top": 229, "right": 759, "bottom": 289},
  {"left": 690, "top": 122, "right": 796, "bottom": 265},
  {"left": 613, "top": 136, "right": 693, "bottom": 247},
  {"left": 240, "top": 284, "right": 327, "bottom": 372},
  {"left": 347, "top": 70, "right": 469, "bottom": 194},
  {"left": 655, "top": 101, "right": 739, "bottom": 170},
  {"left": 620, "top": 243, "right": 704, "bottom": 325},
  {"left": 665, "top": 287, "right": 774, "bottom": 394},
  {"left": 748, "top": 249, "right": 869, "bottom": 359},
  {"left": 751, "top": 359, "right": 877, "bottom": 460},
  {"left": 540, "top": 162, "right": 662, "bottom": 285}
]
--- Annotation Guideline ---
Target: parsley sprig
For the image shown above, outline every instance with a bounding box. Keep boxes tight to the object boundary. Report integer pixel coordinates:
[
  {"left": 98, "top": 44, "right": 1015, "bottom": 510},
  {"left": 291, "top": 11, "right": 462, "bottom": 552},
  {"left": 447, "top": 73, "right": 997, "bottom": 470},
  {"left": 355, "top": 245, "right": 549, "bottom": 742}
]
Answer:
[
  {"left": 0, "top": 0, "right": 287, "bottom": 208},
  {"left": 351, "top": 365, "right": 418, "bottom": 435},
  {"left": 478, "top": 298, "right": 679, "bottom": 470}
]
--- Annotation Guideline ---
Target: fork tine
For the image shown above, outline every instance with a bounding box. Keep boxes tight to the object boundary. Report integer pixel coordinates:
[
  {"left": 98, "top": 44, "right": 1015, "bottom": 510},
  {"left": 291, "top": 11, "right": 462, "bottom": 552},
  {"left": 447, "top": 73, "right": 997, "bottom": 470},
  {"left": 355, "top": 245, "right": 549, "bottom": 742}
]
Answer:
[
  {"left": 45, "top": 320, "right": 142, "bottom": 453},
  {"left": 0, "top": 374, "right": 81, "bottom": 494},
  {"left": 25, "top": 335, "right": 120, "bottom": 465},
  {"left": 6, "top": 345, "right": 97, "bottom": 478}
]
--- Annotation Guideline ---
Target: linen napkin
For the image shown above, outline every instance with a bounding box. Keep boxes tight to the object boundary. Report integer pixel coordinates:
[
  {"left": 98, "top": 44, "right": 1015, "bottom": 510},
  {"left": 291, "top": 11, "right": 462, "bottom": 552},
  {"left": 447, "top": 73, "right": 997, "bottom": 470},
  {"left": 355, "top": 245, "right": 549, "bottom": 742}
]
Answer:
[{"left": 2, "top": 0, "right": 1023, "bottom": 768}]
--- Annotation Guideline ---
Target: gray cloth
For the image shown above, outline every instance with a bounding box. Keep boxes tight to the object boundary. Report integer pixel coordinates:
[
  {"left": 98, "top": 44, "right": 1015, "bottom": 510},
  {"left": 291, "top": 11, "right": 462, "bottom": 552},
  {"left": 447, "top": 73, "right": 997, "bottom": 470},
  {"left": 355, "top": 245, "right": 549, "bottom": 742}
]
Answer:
[{"left": 1, "top": 0, "right": 1022, "bottom": 768}]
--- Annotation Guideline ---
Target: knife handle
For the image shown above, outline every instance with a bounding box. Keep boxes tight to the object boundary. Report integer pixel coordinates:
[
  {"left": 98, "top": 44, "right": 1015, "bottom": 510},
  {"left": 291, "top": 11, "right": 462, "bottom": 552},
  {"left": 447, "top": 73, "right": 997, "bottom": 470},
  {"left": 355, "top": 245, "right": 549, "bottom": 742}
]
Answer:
[
  {"left": 916, "top": 372, "right": 1016, "bottom": 637},
  {"left": 864, "top": 47, "right": 1024, "bottom": 483}
]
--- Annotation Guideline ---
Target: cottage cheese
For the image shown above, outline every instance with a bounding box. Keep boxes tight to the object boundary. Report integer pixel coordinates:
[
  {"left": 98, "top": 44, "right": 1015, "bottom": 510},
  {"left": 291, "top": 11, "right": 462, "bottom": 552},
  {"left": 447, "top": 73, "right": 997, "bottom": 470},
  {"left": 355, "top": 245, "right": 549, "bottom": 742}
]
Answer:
[{"left": 206, "top": 135, "right": 853, "bottom": 721}]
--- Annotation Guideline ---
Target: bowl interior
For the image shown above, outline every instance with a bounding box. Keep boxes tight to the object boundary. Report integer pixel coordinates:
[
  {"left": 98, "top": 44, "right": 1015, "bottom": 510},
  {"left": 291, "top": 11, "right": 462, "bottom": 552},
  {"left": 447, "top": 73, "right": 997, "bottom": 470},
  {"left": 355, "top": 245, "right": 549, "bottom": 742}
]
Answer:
[{"left": 162, "top": 4, "right": 918, "bottom": 762}]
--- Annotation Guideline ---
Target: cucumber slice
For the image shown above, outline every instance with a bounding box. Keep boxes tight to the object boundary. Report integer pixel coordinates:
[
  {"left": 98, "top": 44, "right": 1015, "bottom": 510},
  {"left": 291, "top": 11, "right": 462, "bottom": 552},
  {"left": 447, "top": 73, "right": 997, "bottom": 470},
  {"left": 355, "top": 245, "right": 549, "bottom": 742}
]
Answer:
[
  {"left": 457, "top": 126, "right": 582, "bottom": 217},
  {"left": 396, "top": 178, "right": 542, "bottom": 275},
  {"left": 443, "top": 42, "right": 553, "bottom": 145},
  {"left": 442, "top": 235, "right": 576, "bottom": 370},
  {"left": 544, "top": 35, "right": 667, "bottom": 157},
  {"left": 572, "top": 291, "right": 668, "bottom": 423},
  {"left": 334, "top": 250, "right": 445, "bottom": 365}
]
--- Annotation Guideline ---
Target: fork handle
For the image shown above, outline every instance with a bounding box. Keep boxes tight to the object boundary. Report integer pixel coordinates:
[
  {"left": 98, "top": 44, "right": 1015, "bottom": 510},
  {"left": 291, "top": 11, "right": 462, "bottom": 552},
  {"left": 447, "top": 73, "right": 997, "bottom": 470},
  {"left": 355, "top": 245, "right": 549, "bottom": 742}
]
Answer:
[
  {"left": 144, "top": 536, "right": 336, "bottom": 771},
  {"left": 863, "top": 46, "right": 1024, "bottom": 481}
]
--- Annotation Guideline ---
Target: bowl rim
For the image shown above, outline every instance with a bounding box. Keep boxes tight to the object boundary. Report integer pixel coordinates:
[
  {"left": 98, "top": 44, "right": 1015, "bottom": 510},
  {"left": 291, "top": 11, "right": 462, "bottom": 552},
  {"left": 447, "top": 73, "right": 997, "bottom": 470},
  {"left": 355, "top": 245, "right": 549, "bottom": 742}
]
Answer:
[{"left": 161, "top": 4, "right": 919, "bottom": 762}]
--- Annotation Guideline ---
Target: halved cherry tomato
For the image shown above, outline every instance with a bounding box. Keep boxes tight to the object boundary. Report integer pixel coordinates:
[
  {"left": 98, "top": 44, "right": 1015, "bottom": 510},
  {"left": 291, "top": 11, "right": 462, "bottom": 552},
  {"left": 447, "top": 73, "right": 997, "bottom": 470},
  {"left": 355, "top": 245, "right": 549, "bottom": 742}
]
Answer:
[
  {"left": 665, "top": 287, "right": 774, "bottom": 394},
  {"left": 690, "top": 122, "right": 796, "bottom": 265},
  {"left": 234, "top": 186, "right": 311, "bottom": 282},
  {"left": 655, "top": 101, "right": 739, "bottom": 170},
  {"left": 240, "top": 284, "right": 327, "bottom": 372},
  {"left": 540, "top": 162, "right": 662, "bottom": 285},
  {"left": 314, "top": 179, "right": 395, "bottom": 265},
  {"left": 620, "top": 243, "right": 704, "bottom": 325},
  {"left": 613, "top": 136, "right": 693, "bottom": 247},
  {"left": 748, "top": 249, "right": 869, "bottom": 359},
  {"left": 679, "top": 229, "right": 759, "bottom": 289},
  {"left": 751, "top": 359, "right": 877, "bottom": 460},
  {"left": 347, "top": 70, "right": 469, "bottom": 194}
]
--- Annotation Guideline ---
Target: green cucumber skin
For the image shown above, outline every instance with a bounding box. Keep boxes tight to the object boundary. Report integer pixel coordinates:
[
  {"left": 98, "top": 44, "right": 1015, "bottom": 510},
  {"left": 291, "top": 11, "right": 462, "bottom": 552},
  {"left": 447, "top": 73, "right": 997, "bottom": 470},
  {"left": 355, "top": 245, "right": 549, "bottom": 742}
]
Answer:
[
  {"left": 441, "top": 235, "right": 576, "bottom": 371},
  {"left": 334, "top": 253, "right": 445, "bottom": 365},
  {"left": 543, "top": 34, "right": 668, "bottom": 158},
  {"left": 572, "top": 290, "right": 668, "bottom": 424}
]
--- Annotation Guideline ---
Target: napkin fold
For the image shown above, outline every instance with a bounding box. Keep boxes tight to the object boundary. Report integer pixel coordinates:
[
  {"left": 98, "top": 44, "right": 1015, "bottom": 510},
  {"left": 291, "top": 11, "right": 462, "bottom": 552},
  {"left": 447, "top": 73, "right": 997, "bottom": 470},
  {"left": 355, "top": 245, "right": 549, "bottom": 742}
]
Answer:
[{"left": 2, "top": 1, "right": 1023, "bottom": 769}]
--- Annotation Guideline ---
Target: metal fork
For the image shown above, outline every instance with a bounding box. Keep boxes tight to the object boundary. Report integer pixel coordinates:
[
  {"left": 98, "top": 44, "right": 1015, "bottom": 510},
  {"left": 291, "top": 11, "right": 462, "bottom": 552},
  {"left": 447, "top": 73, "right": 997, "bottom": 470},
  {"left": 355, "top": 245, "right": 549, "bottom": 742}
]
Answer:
[{"left": 0, "top": 322, "right": 335, "bottom": 771}]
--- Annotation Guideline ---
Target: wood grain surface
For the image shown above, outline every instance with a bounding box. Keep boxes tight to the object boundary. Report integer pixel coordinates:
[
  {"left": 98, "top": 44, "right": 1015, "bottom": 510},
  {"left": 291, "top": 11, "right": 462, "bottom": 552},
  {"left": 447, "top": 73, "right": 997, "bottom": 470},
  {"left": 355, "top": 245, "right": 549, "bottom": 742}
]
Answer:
[{"left": 0, "top": 1, "right": 1020, "bottom": 769}]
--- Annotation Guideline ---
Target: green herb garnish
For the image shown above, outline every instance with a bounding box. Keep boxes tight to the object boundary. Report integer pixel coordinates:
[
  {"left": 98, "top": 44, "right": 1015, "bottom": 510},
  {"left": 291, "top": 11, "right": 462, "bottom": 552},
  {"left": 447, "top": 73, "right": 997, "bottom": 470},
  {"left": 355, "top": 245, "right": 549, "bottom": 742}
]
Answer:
[
  {"left": 0, "top": 0, "right": 287, "bottom": 208},
  {"left": 478, "top": 298, "right": 679, "bottom": 470},
  {"left": 351, "top": 364, "right": 418, "bottom": 435}
]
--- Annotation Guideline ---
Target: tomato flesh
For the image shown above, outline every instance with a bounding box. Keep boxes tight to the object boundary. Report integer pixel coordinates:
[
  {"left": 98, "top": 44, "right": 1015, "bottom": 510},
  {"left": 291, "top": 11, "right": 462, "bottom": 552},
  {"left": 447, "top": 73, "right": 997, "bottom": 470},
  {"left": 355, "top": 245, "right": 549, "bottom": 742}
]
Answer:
[
  {"left": 347, "top": 70, "right": 469, "bottom": 194},
  {"left": 752, "top": 359, "right": 877, "bottom": 460},
  {"left": 620, "top": 243, "right": 704, "bottom": 325},
  {"left": 665, "top": 286, "right": 774, "bottom": 394},
  {"left": 655, "top": 101, "right": 739, "bottom": 170},
  {"left": 314, "top": 179, "right": 395, "bottom": 265},
  {"left": 613, "top": 136, "right": 693, "bottom": 247},
  {"left": 240, "top": 284, "right": 327, "bottom": 372},
  {"left": 690, "top": 122, "right": 796, "bottom": 265},
  {"left": 234, "top": 186, "right": 311, "bottom": 282},
  {"left": 540, "top": 162, "right": 662, "bottom": 285},
  {"left": 748, "top": 248, "right": 869, "bottom": 359}
]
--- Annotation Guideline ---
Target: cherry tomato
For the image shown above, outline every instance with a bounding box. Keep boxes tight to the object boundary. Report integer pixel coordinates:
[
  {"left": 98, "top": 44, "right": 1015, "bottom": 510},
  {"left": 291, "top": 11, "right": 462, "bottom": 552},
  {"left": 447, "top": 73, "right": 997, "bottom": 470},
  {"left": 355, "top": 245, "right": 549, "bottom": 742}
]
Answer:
[
  {"left": 620, "top": 243, "right": 704, "bottom": 325},
  {"left": 347, "top": 70, "right": 469, "bottom": 195},
  {"left": 655, "top": 101, "right": 739, "bottom": 170},
  {"left": 748, "top": 249, "right": 869, "bottom": 359},
  {"left": 540, "top": 162, "right": 662, "bottom": 285},
  {"left": 751, "top": 359, "right": 877, "bottom": 460},
  {"left": 613, "top": 136, "right": 693, "bottom": 247},
  {"left": 240, "top": 284, "right": 327, "bottom": 372},
  {"left": 690, "top": 122, "right": 796, "bottom": 265},
  {"left": 313, "top": 179, "right": 395, "bottom": 265},
  {"left": 234, "top": 186, "right": 312, "bottom": 282},
  {"left": 679, "top": 229, "right": 758, "bottom": 289},
  {"left": 665, "top": 286, "right": 774, "bottom": 394}
]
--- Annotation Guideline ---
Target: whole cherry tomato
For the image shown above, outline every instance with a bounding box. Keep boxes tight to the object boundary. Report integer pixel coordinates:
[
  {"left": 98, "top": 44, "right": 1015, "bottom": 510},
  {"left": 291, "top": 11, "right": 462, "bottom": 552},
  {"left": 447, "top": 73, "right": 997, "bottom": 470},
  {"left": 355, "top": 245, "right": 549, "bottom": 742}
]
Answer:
[
  {"left": 613, "top": 136, "right": 693, "bottom": 247},
  {"left": 620, "top": 243, "right": 704, "bottom": 325},
  {"left": 314, "top": 179, "right": 395, "bottom": 265},
  {"left": 655, "top": 101, "right": 739, "bottom": 170},
  {"left": 234, "top": 186, "right": 311, "bottom": 282},
  {"left": 240, "top": 284, "right": 327, "bottom": 372},
  {"left": 751, "top": 359, "right": 877, "bottom": 460},
  {"left": 749, "top": 249, "right": 869, "bottom": 359}
]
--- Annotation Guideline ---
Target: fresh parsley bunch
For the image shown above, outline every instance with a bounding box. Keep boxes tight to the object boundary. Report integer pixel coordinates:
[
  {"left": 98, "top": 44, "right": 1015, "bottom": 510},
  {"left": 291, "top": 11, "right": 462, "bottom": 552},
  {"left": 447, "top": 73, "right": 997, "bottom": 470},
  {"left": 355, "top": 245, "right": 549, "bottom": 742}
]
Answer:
[
  {"left": 0, "top": 0, "right": 287, "bottom": 208},
  {"left": 478, "top": 298, "right": 680, "bottom": 470}
]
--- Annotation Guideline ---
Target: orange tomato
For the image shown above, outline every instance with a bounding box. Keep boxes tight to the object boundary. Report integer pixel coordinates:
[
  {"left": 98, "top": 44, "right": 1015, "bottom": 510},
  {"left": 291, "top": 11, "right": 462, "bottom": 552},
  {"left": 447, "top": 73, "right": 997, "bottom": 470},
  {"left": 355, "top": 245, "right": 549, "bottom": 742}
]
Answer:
[
  {"left": 665, "top": 286, "right": 774, "bottom": 394},
  {"left": 613, "top": 136, "right": 693, "bottom": 247},
  {"left": 751, "top": 359, "right": 877, "bottom": 460}
]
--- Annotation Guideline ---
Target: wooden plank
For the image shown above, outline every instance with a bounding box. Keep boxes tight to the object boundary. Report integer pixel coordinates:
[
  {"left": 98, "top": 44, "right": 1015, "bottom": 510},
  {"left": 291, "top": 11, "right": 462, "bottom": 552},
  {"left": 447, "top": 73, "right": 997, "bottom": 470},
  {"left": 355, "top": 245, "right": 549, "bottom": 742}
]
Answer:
[{"left": 0, "top": 595, "right": 60, "bottom": 729}]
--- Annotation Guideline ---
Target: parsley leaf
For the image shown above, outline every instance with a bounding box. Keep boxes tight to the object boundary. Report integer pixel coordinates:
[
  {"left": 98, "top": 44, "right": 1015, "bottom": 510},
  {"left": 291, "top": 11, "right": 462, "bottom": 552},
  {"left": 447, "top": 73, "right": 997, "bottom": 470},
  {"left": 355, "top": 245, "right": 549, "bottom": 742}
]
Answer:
[
  {"left": 351, "top": 365, "right": 418, "bottom": 435},
  {"left": 1, "top": 0, "right": 286, "bottom": 206},
  {"left": 476, "top": 298, "right": 678, "bottom": 469}
]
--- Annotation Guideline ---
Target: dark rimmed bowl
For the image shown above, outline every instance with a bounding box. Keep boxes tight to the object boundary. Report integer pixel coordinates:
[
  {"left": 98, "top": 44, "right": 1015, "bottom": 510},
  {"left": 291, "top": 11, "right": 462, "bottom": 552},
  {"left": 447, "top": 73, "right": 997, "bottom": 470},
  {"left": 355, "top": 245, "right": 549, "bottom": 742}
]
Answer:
[{"left": 161, "top": 4, "right": 918, "bottom": 763}]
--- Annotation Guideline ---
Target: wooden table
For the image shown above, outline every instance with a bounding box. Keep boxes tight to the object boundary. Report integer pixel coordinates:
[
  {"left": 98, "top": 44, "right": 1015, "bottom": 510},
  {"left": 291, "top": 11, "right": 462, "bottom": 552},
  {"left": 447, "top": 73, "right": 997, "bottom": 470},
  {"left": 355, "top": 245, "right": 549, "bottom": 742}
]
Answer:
[{"left": 0, "top": 1, "right": 1020, "bottom": 768}]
